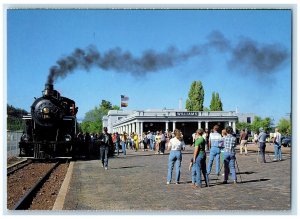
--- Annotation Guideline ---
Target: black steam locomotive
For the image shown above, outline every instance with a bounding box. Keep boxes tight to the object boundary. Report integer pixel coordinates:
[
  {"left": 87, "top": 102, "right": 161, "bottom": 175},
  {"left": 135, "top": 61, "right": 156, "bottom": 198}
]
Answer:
[{"left": 19, "top": 84, "right": 78, "bottom": 158}]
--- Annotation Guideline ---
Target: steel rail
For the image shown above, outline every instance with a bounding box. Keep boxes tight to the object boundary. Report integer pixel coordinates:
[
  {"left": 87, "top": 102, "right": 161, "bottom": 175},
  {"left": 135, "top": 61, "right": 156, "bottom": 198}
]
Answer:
[{"left": 7, "top": 159, "right": 32, "bottom": 176}]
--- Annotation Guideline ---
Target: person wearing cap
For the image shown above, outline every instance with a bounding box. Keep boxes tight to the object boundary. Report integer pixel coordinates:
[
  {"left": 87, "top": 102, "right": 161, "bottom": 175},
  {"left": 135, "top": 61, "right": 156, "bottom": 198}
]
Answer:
[
  {"left": 98, "top": 127, "right": 113, "bottom": 170},
  {"left": 258, "top": 127, "right": 267, "bottom": 163}
]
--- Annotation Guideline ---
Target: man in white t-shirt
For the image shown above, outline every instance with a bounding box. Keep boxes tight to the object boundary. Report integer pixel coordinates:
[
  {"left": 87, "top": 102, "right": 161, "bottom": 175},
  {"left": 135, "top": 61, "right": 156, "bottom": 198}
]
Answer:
[
  {"left": 273, "top": 128, "right": 282, "bottom": 161},
  {"left": 207, "top": 125, "right": 222, "bottom": 176}
]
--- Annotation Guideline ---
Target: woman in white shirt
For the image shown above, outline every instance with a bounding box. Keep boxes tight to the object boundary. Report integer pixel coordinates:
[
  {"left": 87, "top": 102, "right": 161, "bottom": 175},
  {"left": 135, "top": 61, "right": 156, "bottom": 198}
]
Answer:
[{"left": 166, "top": 129, "right": 185, "bottom": 184}]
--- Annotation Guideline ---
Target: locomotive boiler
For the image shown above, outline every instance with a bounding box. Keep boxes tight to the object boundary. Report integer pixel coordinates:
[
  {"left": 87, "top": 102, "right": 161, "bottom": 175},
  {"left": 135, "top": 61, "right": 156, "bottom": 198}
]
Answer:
[{"left": 19, "top": 84, "right": 78, "bottom": 158}]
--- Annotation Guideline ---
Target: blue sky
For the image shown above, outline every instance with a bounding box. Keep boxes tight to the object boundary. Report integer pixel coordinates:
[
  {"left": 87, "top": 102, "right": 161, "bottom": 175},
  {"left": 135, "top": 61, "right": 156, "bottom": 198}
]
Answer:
[{"left": 7, "top": 9, "right": 291, "bottom": 124}]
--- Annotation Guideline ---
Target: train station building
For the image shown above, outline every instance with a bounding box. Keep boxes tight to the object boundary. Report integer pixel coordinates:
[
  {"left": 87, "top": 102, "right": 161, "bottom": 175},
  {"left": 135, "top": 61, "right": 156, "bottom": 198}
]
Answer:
[{"left": 103, "top": 109, "right": 255, "bottom": 143}]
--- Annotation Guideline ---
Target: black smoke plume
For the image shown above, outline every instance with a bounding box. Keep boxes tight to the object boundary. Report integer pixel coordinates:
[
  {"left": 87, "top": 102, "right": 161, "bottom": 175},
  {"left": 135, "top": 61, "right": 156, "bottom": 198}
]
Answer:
[
  {"left": 47, "top": 31, "right": 289, "bottom": 84},
  {"left": 47, "top": 45, "right": 205, "bottom": 84},
  {"left": 228, "top": 38, "right": 289, "bottom": 73}
]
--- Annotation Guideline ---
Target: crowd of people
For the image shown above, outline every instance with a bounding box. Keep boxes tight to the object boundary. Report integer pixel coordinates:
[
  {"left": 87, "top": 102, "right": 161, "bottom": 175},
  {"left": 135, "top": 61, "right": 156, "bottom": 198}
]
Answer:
[
  {"left": 75, "top": 129, "right": 182, "bottom": 156},
  {"left": 81, "top": 124, "right": 284, "bottom": 188},
  {"left": 76, "top": 128, "right": 183, "bottom": 170},
  {"left": 111, "top": 130, "right": 176, "bottom": 157},
  {"left": 169, "top": 125, "right": 284, "bottom": 188}
]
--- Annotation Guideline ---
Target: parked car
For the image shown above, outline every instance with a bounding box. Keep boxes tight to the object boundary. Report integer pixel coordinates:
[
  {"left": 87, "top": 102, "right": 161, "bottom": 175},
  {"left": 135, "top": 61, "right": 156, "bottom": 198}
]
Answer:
[{"left": 281, "top": 136, "right": 291, "bottom": 147}]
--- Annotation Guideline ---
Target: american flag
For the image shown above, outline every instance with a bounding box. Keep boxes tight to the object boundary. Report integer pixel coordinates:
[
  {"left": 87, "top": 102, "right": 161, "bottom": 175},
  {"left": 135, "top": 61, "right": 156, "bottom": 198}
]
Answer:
[
  {"left": 121, "top": 95, "right": 129, "bottom": 101},
  {"left": 121, "top": 95, "right": 129, "bottom": 107}
]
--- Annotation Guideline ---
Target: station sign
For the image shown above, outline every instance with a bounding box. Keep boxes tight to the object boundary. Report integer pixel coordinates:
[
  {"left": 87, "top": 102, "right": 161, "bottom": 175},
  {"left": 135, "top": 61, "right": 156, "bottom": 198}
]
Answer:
[{"left": 176, "top": 112, "right": 199, "bottom": 116}]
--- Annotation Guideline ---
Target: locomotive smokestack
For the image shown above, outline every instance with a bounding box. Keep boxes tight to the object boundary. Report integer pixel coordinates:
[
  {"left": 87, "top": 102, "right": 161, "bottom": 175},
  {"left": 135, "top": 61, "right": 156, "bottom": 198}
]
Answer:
[
  {"left": 45, "top": 83, "right": 54, "bottom": 91},
  {"left": 44, "top": 83, "right": 54, "bottom": 96}
]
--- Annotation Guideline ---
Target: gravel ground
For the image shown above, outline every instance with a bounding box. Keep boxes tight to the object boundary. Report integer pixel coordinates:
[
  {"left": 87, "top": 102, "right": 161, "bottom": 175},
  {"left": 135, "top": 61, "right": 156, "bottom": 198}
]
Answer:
[
  {"left": 29, "top": 163, "right": 69, "bottom": 210},
  {"left": 7, "top": 163, "right": 55, "bottom": 210}
]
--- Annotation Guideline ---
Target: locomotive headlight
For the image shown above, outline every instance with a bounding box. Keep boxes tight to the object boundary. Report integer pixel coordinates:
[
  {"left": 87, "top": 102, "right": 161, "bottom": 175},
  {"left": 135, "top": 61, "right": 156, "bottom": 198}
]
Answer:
[
  {"left": 42, "top": 107, "right": 50, "bottom": 114},
  {"left": 65, "top": 134, "right": 71, "bottom": 142}
]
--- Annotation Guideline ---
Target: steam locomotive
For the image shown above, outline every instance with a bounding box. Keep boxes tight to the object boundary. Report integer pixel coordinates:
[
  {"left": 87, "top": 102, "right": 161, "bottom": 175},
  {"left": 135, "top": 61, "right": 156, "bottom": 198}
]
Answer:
[{"left": 19, "top": 84, "right": 78, "bottom": 158}]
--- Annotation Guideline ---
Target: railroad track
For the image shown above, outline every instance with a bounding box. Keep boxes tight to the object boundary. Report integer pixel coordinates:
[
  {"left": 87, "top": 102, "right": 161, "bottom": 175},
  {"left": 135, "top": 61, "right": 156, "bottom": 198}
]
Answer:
[
  {"left": 12, "top": 162, "right": 60, "bottom": 210},
  {"left": 7, "top": 159, "right": 32, "bottom": 176},
  {"left": 7, "top": 160, "right": 68, "bottom": 210}
]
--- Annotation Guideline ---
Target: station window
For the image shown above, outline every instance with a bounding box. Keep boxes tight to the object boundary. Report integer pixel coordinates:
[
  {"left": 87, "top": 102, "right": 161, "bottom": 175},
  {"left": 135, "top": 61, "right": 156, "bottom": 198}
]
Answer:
[{"left": 247, "top": 117, "right": 251, "bottom": 123}]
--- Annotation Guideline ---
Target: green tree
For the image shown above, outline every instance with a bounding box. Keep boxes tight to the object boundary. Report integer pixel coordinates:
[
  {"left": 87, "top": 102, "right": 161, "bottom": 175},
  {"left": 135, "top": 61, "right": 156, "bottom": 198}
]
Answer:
[
  {"left": 210, "top": 92, "right": 223, "bottom": 111},
  {"left": 236, "top": 122, "right": 251, "bottom": 132},
  {"left": 210, "top": 92, "right": 216, "bottom": 110},
  {"left": 215, "top": 93, "right": 223, "bottom": 111},
  {"left": 277, "top": 118, "right": 291, "bottom": 135},
  {"left": 80, "top": 100, "right": 120, "bottom": 133},
  {"left": 250, "top": 116, "right": 272, "bottom": 133},
  {"left": 186, "top": 81, "right": 204, "bottom": 111},
  {"left": 7, "top": 104, "right": 29, "bottom": 131},
  {"left": 81, "top": 107, "right": 102, "bottom": 133}
]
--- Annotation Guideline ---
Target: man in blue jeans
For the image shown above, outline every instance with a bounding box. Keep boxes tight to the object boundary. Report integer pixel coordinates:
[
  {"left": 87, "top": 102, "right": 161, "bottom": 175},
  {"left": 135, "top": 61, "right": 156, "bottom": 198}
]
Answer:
[
  {"left": 99, "top": 127, "right": 113, "bottom": 170},
  {"left": 167, "top": 129, "right": 185, "bottom": 184},
  {"left": 115, "top": 132, "right": 120, "bottom": 156},
  {"left": 206, "top": 125, "right": 222, "bottom": 176},
  {"left": 273, "top": 128, "right": 282, "bottom": 161},
  {"left": 223, "top": 126, "right": 237, "bottom": 184},
  {"left": 121, "top": 132, "right": 127, "bottom": 158},
  {"left": 192, "top": 128, "right": 209, "bottom": 188},
  {"left": 258, "top": 127, "right": 267, "bottom": 163}
]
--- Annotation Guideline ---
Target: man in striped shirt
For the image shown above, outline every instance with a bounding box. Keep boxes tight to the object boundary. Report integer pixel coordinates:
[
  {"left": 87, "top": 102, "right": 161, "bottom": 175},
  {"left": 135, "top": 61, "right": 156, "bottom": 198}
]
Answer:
[{"left": 223, "top": 126, "right": 237, "bottom": 184}]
